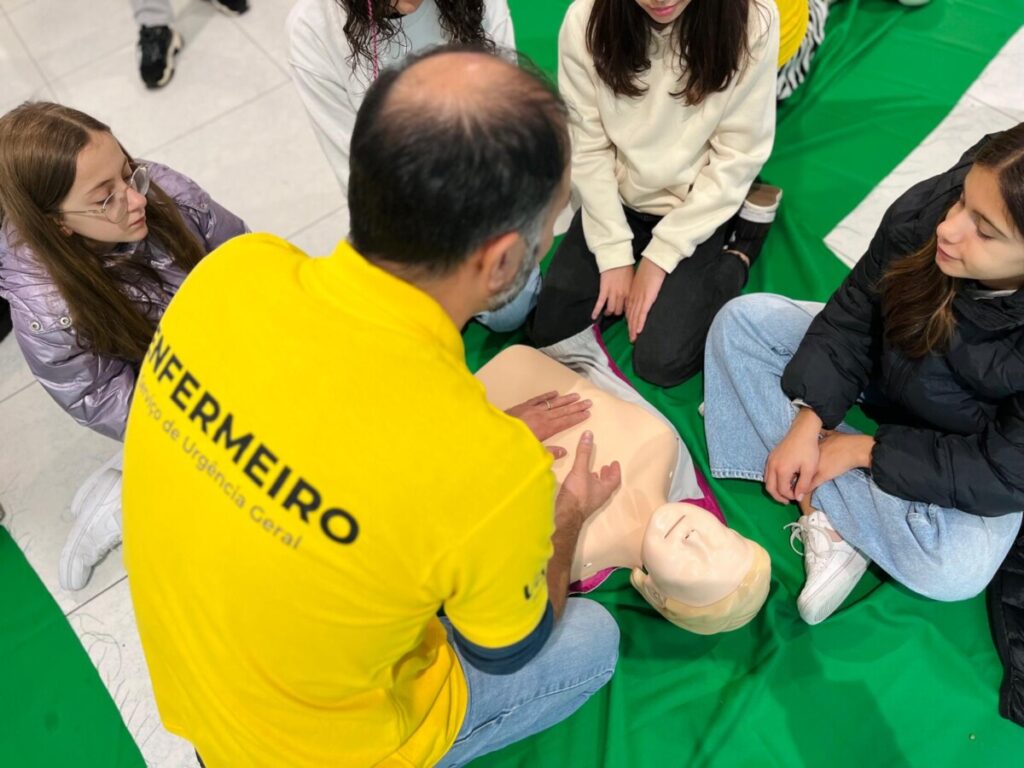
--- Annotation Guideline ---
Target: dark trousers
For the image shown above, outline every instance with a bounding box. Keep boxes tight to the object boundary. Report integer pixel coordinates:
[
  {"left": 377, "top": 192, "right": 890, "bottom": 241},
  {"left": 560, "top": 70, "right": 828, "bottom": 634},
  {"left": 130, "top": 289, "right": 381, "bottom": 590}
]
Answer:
[
  {"left": 529, "top": 206, "right": 745, "bottom": 387},
  {"left": 0, "top": 297, "right": 11, "bottom": 343}
]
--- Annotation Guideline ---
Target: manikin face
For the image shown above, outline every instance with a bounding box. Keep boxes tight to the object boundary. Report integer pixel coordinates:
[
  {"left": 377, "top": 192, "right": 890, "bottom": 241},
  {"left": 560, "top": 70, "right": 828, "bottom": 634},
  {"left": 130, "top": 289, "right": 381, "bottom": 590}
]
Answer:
[
  {"left": 935, "top": 165, "right": 1024, "bottom": 291},
  {"left": 634, "top": 0, "right": 693, "bottom": 26},
  {"left": 636, "top": 503, "right": 754, "bottom": 607},
  {"left": 59, "top": 131, "right": 148, "bottom": 244}
]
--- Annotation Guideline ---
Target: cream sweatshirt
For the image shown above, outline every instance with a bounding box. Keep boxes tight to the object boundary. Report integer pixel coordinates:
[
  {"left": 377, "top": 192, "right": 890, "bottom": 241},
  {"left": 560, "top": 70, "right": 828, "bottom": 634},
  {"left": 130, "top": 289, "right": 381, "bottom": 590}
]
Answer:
[
  {"left": 287, "top": 0, "right": 516, "bottom": 236},
  {"left": 559, "top": 0, "right": 780, "bottom": 274}
]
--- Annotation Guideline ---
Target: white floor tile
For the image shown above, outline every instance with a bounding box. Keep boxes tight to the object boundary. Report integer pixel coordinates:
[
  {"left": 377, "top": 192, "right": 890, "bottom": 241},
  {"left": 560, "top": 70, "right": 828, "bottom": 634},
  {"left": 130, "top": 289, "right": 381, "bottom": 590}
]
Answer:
[
  {"left": 154, "top": 82, "right": 344, "bottom": 237},
  {"left": 968, "top": 26, "right": 1024, "bottom": 122},
  {"left": 0, "top": 0, "right": 35, "bottom": 14},
  {"left": 7, "top": 0, "right": 139, "bottom": 82},
  {"left": 69, "top": 580, "right": 200, "bottom": 768},
  {"left": 0, "top": 11, "right": 48, "bottom": 115},
  {"left": 232, "top": 0, "right": 292, "bottom": 70},
  {"left": 50, "top": 8, "right": 287, "bottom": 157},
  {"left": 0, "top": 383, "right": 124, "bottom": 615},
  {"left": 288, "top": 207, "right": 345, "bottom": 257},
  {"left": 0, "top": 336, "right": 35, "bottom": 404}
]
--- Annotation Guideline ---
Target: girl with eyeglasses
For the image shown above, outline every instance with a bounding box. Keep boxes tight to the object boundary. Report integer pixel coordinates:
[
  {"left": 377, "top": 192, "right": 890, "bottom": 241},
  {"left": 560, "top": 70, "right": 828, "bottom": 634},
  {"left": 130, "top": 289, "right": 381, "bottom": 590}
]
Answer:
[
  {"left": 0, "top": 101, "right": 248, "bottom": 591},
  {"left": 286, "top": 0, "right": 539, "bottom": 332}
]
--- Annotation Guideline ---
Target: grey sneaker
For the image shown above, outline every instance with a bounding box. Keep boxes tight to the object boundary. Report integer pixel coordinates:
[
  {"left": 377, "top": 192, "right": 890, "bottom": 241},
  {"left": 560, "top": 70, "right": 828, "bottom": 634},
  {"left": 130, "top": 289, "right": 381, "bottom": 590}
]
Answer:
[{"left": 785, "top": 509, "right": 870, "bottom": 625}]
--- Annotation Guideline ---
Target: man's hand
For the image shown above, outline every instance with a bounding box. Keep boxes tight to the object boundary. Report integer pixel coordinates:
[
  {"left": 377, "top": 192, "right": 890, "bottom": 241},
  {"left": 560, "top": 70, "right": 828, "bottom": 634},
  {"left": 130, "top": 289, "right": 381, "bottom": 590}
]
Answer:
[
  {"left": 765, "top": 408, "right": 824, "bottom": 504},
  {"left": 809, "top": 433, "right": 875, "bottom": 491},
  {"left": 547, "top": 431, "right": 621, "bottom": 619},
  {"left": 555, "top": 431, "right": 622, "bottom": 529},
  {"left": 592, "top": 266, "right": 634, "bottom": 320},
  {"left": 506, "top": 391, "right": 592, "bottom": 459},
  {"left": 626, "top": 258, "right": 666, "bottom": 342}
]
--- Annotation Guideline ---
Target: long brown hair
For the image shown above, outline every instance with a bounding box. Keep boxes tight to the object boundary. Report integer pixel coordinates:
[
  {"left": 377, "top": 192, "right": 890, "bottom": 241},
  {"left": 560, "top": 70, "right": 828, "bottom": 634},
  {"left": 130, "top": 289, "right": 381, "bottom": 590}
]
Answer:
[
  {"left": 337, "top": 0, "right": 490, "bottom": 69},
  {"left": 881, "top": 123, "right": 1024, "bottom": 358},
  {"left": 587, "top": 0, "right": 755, "bottom": 104},
  {"left": 0, "top": 102, "right": 205, "bottom": 361}
]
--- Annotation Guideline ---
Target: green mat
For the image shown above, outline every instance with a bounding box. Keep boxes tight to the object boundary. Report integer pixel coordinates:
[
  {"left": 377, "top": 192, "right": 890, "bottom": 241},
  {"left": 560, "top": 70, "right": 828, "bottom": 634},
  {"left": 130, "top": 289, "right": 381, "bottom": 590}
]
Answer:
[
  {"left": 0, "top": 527, "right": 142, "bottom": 765},
  {"left": 4, "top": 1, "right": 1024, "bottom": 766}
]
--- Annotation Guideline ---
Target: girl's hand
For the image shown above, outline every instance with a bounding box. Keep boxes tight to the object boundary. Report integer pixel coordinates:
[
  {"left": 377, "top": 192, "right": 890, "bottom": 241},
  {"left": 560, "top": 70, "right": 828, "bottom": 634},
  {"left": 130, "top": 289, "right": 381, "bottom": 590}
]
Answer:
[
  {"left": 626, "top": 258, "right": 666, "bottom": 342},
  {"left": 765, "top": 408, "right": 824, "bottom": 503},
  {"left": 809, "top": 433, "right": 875, "bottom": 491},
  {"left": 592, "top": 266, "right": 634, "bottom": 320}
]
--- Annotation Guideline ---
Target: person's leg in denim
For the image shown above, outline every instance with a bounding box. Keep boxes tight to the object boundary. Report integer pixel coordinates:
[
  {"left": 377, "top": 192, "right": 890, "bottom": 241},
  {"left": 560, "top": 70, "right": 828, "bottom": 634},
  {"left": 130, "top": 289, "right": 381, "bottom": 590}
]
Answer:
[
  {"left": 703, "top": 293, "right": 1022, "bottom": 602},
  {"left": 436, "top": 598, "right": 619, "bottom": 768}
]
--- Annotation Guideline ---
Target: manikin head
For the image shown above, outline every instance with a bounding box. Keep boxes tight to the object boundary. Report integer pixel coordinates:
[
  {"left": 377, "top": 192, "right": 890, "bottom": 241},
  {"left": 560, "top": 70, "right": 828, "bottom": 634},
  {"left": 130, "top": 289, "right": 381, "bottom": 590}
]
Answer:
[{"left": 630, "top": 503, "right": 771, "bottom": 635}]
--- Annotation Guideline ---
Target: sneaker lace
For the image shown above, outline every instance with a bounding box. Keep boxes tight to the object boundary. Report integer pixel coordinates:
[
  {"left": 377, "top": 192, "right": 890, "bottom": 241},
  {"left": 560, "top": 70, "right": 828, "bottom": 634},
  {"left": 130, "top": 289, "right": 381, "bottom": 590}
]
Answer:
[{"left": 784, "top": 517, "right": 835, "bottom": 557}]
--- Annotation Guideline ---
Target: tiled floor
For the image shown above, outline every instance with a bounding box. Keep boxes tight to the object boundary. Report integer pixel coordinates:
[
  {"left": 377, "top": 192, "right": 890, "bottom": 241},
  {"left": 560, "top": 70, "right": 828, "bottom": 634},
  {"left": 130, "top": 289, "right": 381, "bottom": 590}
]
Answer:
[{"left": 0, "top": 1, "right": 342, "bottom": 765}]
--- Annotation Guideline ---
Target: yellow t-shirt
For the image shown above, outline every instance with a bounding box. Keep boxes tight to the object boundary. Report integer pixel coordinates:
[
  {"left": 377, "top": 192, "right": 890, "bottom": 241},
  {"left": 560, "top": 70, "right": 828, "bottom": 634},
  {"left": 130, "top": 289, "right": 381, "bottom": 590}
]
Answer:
[
  {"left": 776, "top": 0, "right": 809, "bottom": 67},
  {"left": 123, "top": 235, "right": 555, "bottom": 767}
]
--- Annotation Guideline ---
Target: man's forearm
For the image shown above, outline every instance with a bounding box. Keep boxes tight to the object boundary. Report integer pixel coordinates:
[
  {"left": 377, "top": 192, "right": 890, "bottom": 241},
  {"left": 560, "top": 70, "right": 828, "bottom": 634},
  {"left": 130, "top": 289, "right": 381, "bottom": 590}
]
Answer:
[{"left": 546, "top": 513, "right": 583, "bottom": 621}]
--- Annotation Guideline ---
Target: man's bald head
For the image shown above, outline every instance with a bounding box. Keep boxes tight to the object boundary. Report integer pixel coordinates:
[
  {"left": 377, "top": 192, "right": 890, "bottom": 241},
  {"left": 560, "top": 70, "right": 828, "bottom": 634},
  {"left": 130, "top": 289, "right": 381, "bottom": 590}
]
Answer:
[{"left": 349, "top": 46, "right": 569, "bottom": 275}]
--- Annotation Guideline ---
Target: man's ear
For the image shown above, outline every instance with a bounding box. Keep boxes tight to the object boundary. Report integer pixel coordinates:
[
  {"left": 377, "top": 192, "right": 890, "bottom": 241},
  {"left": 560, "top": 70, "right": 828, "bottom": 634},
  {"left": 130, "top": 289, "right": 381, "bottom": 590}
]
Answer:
[{"left": 477, "top": 231, "right": 522, "bottom": 291}]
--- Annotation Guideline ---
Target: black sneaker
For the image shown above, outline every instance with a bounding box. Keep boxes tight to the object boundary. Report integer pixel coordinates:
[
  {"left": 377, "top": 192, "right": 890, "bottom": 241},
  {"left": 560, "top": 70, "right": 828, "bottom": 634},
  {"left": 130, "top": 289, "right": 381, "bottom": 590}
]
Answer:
[
  {"left": 723, "top": 183, "right": 783, "bottom": 273},
  {"left": 205, "top": 0, "right": 250, "bottom": 15},
  {"left": 138, "top": 26, "right": 183, "bottom": 89}
]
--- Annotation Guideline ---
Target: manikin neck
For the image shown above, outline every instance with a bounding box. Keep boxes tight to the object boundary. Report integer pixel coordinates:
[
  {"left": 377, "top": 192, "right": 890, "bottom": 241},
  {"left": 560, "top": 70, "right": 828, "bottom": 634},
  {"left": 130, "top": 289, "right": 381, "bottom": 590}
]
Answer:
[{"left": 571, "top": 486, "right": 667, "bottom": 581}]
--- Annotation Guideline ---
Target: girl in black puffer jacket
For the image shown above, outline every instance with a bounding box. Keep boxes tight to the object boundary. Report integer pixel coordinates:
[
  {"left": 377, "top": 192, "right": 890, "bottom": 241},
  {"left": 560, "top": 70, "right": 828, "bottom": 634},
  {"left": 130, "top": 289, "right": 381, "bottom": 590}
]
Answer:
[{"left": 703, "top": 125, "right": 1024, "bottom": 641}]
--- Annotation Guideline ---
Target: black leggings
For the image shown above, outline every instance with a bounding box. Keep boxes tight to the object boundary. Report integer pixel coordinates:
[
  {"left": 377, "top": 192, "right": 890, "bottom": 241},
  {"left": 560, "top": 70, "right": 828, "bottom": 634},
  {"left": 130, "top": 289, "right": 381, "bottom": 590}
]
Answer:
[{"left": 529, "top": 206, "right": 746, "bottom": 387}]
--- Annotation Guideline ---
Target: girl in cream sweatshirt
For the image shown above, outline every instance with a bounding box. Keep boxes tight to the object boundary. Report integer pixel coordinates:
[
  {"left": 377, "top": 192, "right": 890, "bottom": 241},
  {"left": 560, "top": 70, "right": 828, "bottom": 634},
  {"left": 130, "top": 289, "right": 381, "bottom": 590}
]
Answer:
[{"left": 531, "top": 0, "right": 780, "bottom": 387}]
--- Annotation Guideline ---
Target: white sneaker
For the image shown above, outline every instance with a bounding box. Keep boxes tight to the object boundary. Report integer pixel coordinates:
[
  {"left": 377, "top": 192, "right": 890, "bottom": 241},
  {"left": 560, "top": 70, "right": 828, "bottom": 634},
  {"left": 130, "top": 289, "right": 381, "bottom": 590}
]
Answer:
[
  {"left": 59, "top": 467, "right": 123, "bottom": 591},
  {"left": 70, "top": 452, "right": 123, "bottom": 518},
  {"left": 785, "top": 510, "right": 870, "bottom": 625}
]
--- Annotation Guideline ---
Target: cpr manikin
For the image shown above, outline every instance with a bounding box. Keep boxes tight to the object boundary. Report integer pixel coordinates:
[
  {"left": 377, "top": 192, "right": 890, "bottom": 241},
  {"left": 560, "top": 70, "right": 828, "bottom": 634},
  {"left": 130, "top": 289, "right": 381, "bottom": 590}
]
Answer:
[{"left": 476, "top": 346, "right": 770, "bottom": 635}]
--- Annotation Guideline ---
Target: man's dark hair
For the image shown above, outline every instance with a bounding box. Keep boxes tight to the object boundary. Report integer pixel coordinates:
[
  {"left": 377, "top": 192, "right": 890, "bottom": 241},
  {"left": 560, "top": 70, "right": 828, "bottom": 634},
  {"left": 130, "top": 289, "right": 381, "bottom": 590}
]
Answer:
[{"left": 348, "top": 45, "right": 570, "bottom": 275}]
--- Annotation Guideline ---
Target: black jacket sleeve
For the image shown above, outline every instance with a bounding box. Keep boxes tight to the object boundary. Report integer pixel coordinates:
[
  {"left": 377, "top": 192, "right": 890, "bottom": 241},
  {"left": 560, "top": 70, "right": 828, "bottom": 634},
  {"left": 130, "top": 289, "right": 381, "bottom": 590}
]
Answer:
[{"left": 872, "top": 394, "right": 1024, "bottom": 515}]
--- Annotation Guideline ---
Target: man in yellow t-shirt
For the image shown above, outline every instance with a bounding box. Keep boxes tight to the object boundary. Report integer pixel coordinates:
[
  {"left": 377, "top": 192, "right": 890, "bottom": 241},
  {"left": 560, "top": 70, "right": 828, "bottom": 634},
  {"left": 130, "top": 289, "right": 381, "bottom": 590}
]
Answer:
[{"left": 122, "top": 48, "right": 621, "bottom": 767}]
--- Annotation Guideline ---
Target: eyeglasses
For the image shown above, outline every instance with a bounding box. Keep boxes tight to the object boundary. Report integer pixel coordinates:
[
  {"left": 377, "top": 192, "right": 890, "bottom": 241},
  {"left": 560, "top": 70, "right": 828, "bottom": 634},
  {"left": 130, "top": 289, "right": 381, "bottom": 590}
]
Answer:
[{"left": 60, "top": 164, "right": 150, "bottom": 224}]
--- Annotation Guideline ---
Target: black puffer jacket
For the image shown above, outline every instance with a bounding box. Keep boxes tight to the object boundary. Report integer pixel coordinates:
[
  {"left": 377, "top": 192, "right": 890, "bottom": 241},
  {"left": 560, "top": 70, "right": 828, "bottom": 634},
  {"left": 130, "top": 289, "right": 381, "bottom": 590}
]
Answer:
[
  {"left": 781, "top": 139, "right": 1024, "bottom": 515},
  {"left": 781, "top": 134, "right": 1024, "bottom": 726}
]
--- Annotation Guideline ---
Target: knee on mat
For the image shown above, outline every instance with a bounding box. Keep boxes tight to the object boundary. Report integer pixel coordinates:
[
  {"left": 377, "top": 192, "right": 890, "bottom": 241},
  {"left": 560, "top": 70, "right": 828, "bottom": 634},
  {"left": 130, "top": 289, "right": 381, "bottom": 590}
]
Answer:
[
  {"left": 565, "top": 599, "right": 620, "bottom": 676},
  {"left": 706, "top": 294, "right": 796, "bottom": 362},
  {"left": 897, "top": 560, "right": 994, "bottom": 603},
  {"left": 633, "top": 336, "right": 702, "bottom": 387}
]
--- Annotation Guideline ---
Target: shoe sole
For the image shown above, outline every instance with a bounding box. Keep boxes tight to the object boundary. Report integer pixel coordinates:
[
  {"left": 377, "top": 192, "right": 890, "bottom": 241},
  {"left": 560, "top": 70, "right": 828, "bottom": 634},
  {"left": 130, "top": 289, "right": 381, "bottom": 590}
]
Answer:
[
  {"left": 145, "top": 30, "right": 184, "bottom": 90},
  {"left": 798, "top": 551, "right": 870, "bottom": 625}
]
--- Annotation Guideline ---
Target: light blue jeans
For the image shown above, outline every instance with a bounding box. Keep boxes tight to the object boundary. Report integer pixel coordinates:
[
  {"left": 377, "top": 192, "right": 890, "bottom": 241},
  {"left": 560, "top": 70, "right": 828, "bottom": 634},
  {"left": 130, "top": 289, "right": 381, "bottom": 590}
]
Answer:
[
  {"left": 436, "top": 598, "right": 619, "bottom": 768},
  {"left": 474, "top": 265, "right": 542, "bottom": 333},
  {"left": 704, "top": 294, "right": 1022, "bottom": 602}
]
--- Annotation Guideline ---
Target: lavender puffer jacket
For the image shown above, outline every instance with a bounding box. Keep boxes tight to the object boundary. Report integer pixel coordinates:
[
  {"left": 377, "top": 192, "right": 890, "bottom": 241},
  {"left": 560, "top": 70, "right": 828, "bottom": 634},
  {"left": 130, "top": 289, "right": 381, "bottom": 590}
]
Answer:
[{"left": 0, "top": 162, "right": 248, "bottom": 440}]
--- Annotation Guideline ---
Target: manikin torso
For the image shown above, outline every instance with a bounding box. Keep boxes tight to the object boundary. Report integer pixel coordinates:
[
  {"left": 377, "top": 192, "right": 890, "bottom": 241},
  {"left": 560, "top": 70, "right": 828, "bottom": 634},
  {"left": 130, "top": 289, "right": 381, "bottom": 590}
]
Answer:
[{"left": 475, "top": 345, "right": 755, "bottom": 606}]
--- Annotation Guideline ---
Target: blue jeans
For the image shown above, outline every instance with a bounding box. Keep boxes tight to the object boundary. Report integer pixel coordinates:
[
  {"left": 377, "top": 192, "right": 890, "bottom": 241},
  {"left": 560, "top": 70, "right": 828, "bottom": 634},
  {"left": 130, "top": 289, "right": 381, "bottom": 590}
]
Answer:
[
  {"left": 436, "top": 598, "right": 619, "bottom": 768},
  {"left": 704, "top": 294, "right": 1022, "bottom": 602},
  {"left": 474, "top": 265, "right": 542, "bottom": 333}
]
